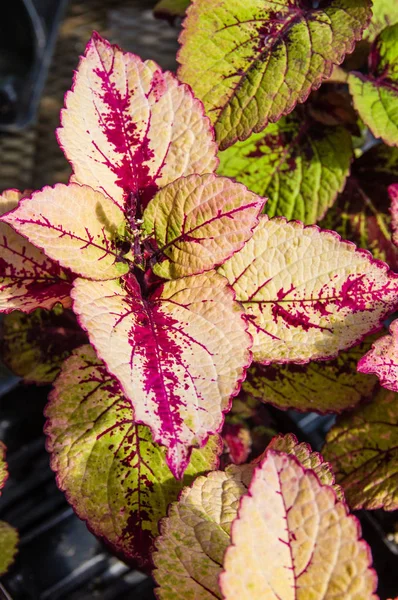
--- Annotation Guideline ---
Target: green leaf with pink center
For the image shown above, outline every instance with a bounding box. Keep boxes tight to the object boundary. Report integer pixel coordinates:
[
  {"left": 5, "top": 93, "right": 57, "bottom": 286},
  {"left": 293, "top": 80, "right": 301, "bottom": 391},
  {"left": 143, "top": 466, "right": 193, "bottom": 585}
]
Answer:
[
  {"left": 178, "top": 0, "right": 372, "bottom": 149},
  {"left": 45, "top": 345, "right": 221, "bottom": 567},
  {"left": 0, "top": 443, "right": 19, "bottom": 576}
]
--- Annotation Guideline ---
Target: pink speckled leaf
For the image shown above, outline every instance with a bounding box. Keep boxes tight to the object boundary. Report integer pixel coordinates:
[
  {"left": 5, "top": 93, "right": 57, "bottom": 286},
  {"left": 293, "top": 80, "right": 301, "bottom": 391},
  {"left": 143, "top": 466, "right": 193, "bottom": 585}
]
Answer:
[
  {"left": 45, "top": 345, "right": 221, "bottom": 568},
  {"left": 390, "top": 184, "right": 398, "bottom": 248},
  {"left": 0, "top": 189, "right": 72, "bottom": 313},
  {"left": 71, "top": 271, "right": 251, "bottom": 478},
  {"left": 220, "top": 452, "right": 377, "bottom": 600},
  {"left": 223, "top": 422, "right": 252, "bottom": 466},
  {"left": 2, "top": 183, "right": 128, "bottom": 281},
  {"left": 142, "top": 174, "right": 264, "bottom": 279},
  {"left": 58, "top": 33, "right": 218, "bottom": 210},
  {"left": 358, "top": 321, "right": 398, "bottom": 391},
  {"left": 219, "top": 216, "right": 398, "bottom": 363}
]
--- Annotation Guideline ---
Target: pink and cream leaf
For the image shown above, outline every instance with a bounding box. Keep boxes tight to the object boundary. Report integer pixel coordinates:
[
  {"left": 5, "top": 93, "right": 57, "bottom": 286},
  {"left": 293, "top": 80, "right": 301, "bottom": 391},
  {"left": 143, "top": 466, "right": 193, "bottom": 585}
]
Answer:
[
  {"left": 142, "top": 174, "right": 264, "bottom": 279},
  {"left": 2, "top": 183, "right": 128, "bottom": 282},
  {"left": 218, "top": 216, "right": 398, "bottom": 363},
  {"left": 71, "top": 271, "right": 251, "bottom": 478},
  {"left": 45, "top": 345, "right": 221, "bottom": 568},
  {"left": 58, "top": 33, "right": 218, "bottom": 210},
  {"left": 0, "top": 189, "right": 72, "bottom": 313},
  {"left": 324, "top": 388, "right": 398, "bottom": 510},
  {"left": 358, "top": 321, "right": 398, "bottom": 391}
]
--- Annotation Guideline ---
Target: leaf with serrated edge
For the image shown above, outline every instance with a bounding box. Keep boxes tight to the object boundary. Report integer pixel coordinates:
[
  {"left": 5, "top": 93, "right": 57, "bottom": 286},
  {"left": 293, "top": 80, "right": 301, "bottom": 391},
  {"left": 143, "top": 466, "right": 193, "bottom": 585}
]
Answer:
[
  {"left": 58, "top": 33, "right": 218, "bottom": 210},
  {"left": 243, "top": 335, "right": 379, "bottom": 413},
  {"left": 217, "top": 111, "right": 352, "bottom": 224},
  {"left": 349, "top": 24, "right": 398, "bottom": 147},
  {"left": 390, "top": 183, "right": 398, "bottom": 247},
  {"left": 142, "top": 174, "right": 264, "bottom": 279},
  {"left": 0, "top": 444, "right": 18, "bottom": 576},
  {"left": 324, "top": 388, "right": 398, "bottom": 510},
  {"left": 218, "top": 216, "right": 398, "bottom": 363},
  {"left": 71, "top": 271, "right": 251, "bottom": 478},
  {"left": 220, "top": 452, "right": 377, "bottom": 600},
  {"left": 1, "top": 307, "right": 87, "bottom": 385},
  {"left": 45, "top": 345, "right": 221, "bottom": 567},
  {"left": 0, "top": 189, "right": 72, "bottom": 313},
  {"left": 178, "top": 0, "right": 372, "bottom": 150},
  {"left": 154, "top": 0, "right": 190, "bottom": 20},
  {"left": 363, "top": 0, "right": 398, "bottom": 42},
  {"left": 358, "top": 321, "right": 398, "bottom": 391},
  {"left": 2, "top": 183, "right": 127, "bottom": 281}
]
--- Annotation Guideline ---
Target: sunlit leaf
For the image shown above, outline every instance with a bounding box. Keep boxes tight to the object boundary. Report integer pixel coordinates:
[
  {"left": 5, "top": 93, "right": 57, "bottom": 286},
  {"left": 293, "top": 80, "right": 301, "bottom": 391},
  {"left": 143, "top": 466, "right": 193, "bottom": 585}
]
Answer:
[
  {"left": 349, "top": 24, "right": 398, "bottom": 147},
  {"left": 58, "top": 33, "right": 218, "bottom": 210},
  {"left": 154, "top": 0, "right": 190, "bottom": 20},
  {"left": 324, "top": 387, "right": 398, "bottom": 510},
  {"left": 218, "top": 216, "right": 398, "bottom": 363},
  {"left": 220, "top": 452, "right": 377, "bottom": 599},
  {"left": 363, "top": 0, "right": 398, "bottom": 42},
  {"left": 142, "top": 173, "right": 264, "bottom": 279},
  {"left": 0, "top": 444, "right": 18, "bottom": 576},
  {"left": 358, "top": 321, "right": 398, "bottom": 391},
  {"left": 217, "top": 109, "right": 352, "bottom": 223},
  {"left": 243, "top": 335, "right": 379, "bottom": 413},
  {"left": 1, "top": 306, "right": 87, "bottom": 384},
  {"left": 390, "top": 183, "right": 398, "bottom": 247},
  {"left": 71, "top": 271, "right": 251, "bottom": 478},
  {"left": 45, "top": 345, "right": 221, "bottom": 567},
  {"left": 178, "top": 0, "right": 372, "bottom": 149},
  {"left": 2, "top": 183, "right": 128, "bottom": 281},
  {"left": 0, "top": 189, "right": 72, "bottom": 313}
]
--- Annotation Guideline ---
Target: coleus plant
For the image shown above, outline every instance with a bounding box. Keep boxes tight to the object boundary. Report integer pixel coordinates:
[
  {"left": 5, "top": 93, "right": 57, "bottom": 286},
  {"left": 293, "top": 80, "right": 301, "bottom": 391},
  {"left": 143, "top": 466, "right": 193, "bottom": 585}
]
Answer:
[
  {"left": 0, "top": 443, "right": 18, "bottom": 576},
  {"left": 0, "top": 0, "right": 398, "bottom": 592}
]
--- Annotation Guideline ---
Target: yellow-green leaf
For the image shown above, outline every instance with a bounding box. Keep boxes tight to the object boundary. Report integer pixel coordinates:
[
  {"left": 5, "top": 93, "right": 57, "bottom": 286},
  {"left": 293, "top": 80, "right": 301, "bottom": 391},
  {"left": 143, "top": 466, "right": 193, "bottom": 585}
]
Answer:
[
  {"left": 363, "top": 0, "right": 398, "bottom": 42},
  {"left": 0, "top": 443, "right": 18, "bottom": 576}
]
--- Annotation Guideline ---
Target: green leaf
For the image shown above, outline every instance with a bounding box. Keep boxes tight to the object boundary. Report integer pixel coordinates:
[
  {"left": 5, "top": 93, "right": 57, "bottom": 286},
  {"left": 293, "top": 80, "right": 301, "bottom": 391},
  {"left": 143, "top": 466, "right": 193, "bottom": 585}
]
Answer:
[
  {"left": 45, "top": 345, "right": 222, "bottom": 567},
  {"left": 178, "top": 0, "right": 372, "bottom": 149},
  {"left": 1, "top": 306, "right": 87, "bottom": 384},
  {"left": 217, "top": 109, "right": 352, "bottom": 224},
  {"left": 154, "top": 0, "right": 190, "bottom": 20},
  {"left": 142, "top": 173, "right": 264, "bottom": 279},
  {"left": 243, "top": 335, "right": 379, "bottom": 413},
  {"left": 349, "top": 24, "right": 398, "bottom": 147},
  {"left": 323, "top": 387, "right": 398, "bottom": 510},
  {"left": 363, "top": 0, "right": 398, "bottom": 42},
  {"left": 0, "top": 444, "right": 18, "bottom": 576},
  {"left": 218, "top": 216, "right": 398, "bottom": 363}
]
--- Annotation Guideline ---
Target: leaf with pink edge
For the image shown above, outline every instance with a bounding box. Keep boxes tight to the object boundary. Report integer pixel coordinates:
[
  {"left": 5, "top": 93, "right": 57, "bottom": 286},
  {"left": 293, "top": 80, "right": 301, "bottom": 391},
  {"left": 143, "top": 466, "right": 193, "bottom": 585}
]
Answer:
[
  {"left": 218, "top": 216, "right": 398, "bottom": 364},
  {"left": 358, "top": 321, "right": 398, "bottom": 391},
  {"left": 153, "top": 0, "right": 190, "bottom": 21},
  {"left": 2, "top": 183, "right": 128, "bottom": 281},
  {"left": 1, "top": 305, "right": 87, "bottom": 384},
  {"left": 0, "top": 189, "right": 72, "bottom": 313},
  {"left": 178, "top": 0, "right": 372, "bottom": 149},
  {"left": 142, "top": 174, "right": 264, "bottom": 279},
  {"left": 349, "top": 24, "right": 398, "bottom": 147},
  {"left": 323, "top": 387, "right": 398, "bottom": 510},
  {"left": 220, "top": 452, "right": 377, "bottom": 600},
  {"left": 389, "top": 183, "right": 398, "bottom": 247},
  {"left": 71, "top": 270, "right": 251, "bottom": 478},
  {"left": 0, "top": 444, "right": 19, "bottom": 576},
  {"left": 243, "top": 335, "right": 379, "bottom": 413},
  {"left": 45, "top": 345, "right": 221, "bottom": 568},
  {"left": 58, "top": 33, "right": 218, "bottom": 211}
]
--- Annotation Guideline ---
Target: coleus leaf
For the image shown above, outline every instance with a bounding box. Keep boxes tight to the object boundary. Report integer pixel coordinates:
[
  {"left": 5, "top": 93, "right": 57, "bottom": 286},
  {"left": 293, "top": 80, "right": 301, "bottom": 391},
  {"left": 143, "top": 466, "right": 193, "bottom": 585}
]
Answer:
[
  {"left": 390, "top": 183, "right": 398, "bottom": 247},
  {"left": 178, "top": 0, "right": 372, "bottom": 149},
  {"left": 142, "top": 173, "right": 264, "bottom": 279},
  {"left": 357, "top": 321, "right": 398, "bottom": 391},
  {"left": 222, "top": 423, "right": 251, "bottom": 466},
  {"left": 217, "top": 109, "right": 353, "bottom": 224},
  {"left": 323, "top": 387, "right": 398, "bottom": 510},
  {"left": 58, "top": 33, "right": 218, "bottom": 210},
  {"left": 45, "top": 345, "right": 221, "bottom": 567},
  {"left": 0, "top": 189, "right": 72, "bottom": 313},
  {"left": 320, "top": 144, "right": 398, "bottom": 269},
  {"left": 2, "top": 183, "right": 128, "bottom": 281},
  {"left": 220, "top": 452, "right": 377, "bottom": 599},
  {"left": 0, "top": 443, "right": 18, "bottom": 576},
  {"left": 363, "top": 0, "right": 398, "bottom": 43},
  {"left": 218, "top": 216, "right": 398, "bottom": 363},
  {"left": 71, "top": 271, "right": 251, "bottom": 478},
  {"left": 153, "top": 0, "right": 190, "bottom": 20},
  {"left": 243, "top": 335, "right": 379, "bottom": 413},
  {"left": 153, "top": 446, "right": 376, "bottom": 599},
  {"left": 349, "top": 24, "right": 398, "bottom": 147},
  {"left": 1, "top": 306, "right": 87, "bottom": 384}
]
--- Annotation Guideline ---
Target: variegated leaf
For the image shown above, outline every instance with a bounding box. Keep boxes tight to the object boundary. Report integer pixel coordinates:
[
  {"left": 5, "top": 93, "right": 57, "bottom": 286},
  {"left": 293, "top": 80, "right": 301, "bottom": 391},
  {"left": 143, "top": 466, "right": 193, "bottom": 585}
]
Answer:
[
  {"left": 349, "top": 24, "right": 398, "bottom": 147},
  {"left": 71, "top": 271, "right": 251, "bottom": 478},
  {"left": 0, "top": 444, "right": 18, "bottom": 576},
  {"left": 324, "top": 388, "right": 398, "bottom": 510},
  {"left": 58, "top": 33, "right": 218, "bottom": 210},
  {"left": 217, "top": 110, "right": 352, "bottom": 224},
  {"left": 358, "top": 320, "right": 398, "bottom": 391},
  {"left": 0, "top": 189, "right": 72, "bottom": 313},
  {"left": 243, "top": 335, "right": 379, "bottom": 413},
  {"left": 142, "top": 173, "right": 264, "bottom": 279},
  {"left": 178, "top": 0, "right": 372, "bottom": 149},
  {"left": 45, "top": 345, "right": 221, "bottom": 567},
  {"left": 223, "top": 423, "right": 252, "bottom": 466},
  {"left": 220, "top": 452, "right": 377, "bottom": 600},
  {"left": 2, "top": 183, "right": 128, "bottom": 281},
  {"left": 390, "top": 183, "right": 398, "bottom": 247},
  {"left": 218, "top": 216, "right": 398, "bottom": 363}
]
